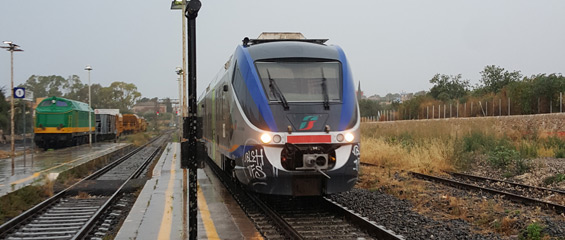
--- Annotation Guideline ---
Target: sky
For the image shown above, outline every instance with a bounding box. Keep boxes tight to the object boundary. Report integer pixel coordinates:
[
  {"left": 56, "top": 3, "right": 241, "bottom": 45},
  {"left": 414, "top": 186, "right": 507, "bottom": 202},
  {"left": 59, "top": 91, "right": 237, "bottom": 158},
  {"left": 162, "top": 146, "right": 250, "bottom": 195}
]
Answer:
[{"left": 1, "top": 0, "right": 564, "bottom": 100}]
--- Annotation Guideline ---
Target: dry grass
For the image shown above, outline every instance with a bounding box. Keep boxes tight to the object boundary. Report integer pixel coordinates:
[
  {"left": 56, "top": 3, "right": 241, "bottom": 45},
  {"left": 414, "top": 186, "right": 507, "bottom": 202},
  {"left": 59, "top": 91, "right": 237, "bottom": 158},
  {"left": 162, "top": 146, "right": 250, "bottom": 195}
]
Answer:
[
  {"left": 125, "top": 132, "right": 151, "bottom": 146},
  {"left": 358, "top": 117, "right": 565, "bottom": 237},
  {"left": 76, "top": 191, "right": 91, "bottom": 199},
  {"left": 362, "top": 136, "right": 455, "bottom": 174}
]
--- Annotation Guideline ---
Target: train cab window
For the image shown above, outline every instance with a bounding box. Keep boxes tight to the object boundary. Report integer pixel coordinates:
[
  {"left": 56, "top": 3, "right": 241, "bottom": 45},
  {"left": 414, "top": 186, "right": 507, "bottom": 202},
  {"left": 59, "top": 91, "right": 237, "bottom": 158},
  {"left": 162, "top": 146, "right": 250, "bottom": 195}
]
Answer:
[
  {"left": 56, "top": 101, "right": 68, "bottom": 107},
  {"left": 255, "top": 61, "right": 342, "bottom": 103},
  {"left": 39, "top": 101, "right": 53, "bottom": 107}
]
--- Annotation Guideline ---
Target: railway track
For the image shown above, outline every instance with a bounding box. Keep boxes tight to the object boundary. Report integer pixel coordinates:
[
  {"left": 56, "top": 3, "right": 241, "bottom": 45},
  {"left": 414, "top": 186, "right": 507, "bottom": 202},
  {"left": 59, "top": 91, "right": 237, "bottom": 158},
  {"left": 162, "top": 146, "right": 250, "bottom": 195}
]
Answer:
[
  {"left": 0, "top": 134, "right": 168, "bottom": 240},
  {"left": 359, "top": 161, "right": 565, "bottom": 214},
  {"left": 206, "top": 158, "right": 404, "bottom": 240},
  {"left": 409, "top": 171, "right": 565, "bottom": 214}
]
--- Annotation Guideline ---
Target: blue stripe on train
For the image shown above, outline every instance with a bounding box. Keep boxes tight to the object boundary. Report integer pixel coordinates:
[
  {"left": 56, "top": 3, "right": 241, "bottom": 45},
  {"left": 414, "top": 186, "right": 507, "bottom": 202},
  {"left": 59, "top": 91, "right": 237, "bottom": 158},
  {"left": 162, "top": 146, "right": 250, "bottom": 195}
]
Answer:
[
  {"left": 336, "top": 46, "right": 355, "bottom": 131},
  {"left": 236, "top": 46, "right": 278, "bottom": 132}
]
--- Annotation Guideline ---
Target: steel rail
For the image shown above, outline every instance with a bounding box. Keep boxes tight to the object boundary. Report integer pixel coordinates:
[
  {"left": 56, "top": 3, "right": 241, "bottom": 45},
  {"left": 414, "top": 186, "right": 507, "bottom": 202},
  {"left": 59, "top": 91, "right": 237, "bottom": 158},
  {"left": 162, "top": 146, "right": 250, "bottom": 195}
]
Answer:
[
  {"left": 0, "top": 136, "right": 163, "bottom": 238},
  {"left": 409, "top": 171, "right": 565, "bottom": 214},
  {"left": 447, "top": 171, "right": 565, "bottom": 195},
  {"left": 204, "top": 157, "right": 303, "bottom": 239},
  {"left": 73, "top": 142, "right": 165, "bottom": 239},
  {"left": 323, "top": 197, "right": 405, "bottom": 240}
]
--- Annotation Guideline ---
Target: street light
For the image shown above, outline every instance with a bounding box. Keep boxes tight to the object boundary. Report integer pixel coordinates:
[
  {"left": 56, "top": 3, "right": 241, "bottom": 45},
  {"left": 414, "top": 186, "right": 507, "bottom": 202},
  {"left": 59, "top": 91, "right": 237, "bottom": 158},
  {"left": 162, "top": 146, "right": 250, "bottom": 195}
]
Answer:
[
  {"left": 85, "top": 65, "right": 93, "bottom": 147},
  {"left": 1, "top": 41, "right": 23, "bottom": 176},
  {"left": 175, "top": 67, "right": 183, "bottom": 133},
  {"left": 171, "top": 0, "right": 188, "bottom": 120}
]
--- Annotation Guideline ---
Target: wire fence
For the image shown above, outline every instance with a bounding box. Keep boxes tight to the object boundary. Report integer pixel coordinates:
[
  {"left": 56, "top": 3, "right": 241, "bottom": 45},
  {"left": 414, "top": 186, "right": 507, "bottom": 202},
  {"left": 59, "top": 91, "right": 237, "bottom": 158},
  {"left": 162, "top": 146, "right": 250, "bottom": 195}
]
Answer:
[{"left": 362, "top": 92, "right": 565, "bottom": 122}]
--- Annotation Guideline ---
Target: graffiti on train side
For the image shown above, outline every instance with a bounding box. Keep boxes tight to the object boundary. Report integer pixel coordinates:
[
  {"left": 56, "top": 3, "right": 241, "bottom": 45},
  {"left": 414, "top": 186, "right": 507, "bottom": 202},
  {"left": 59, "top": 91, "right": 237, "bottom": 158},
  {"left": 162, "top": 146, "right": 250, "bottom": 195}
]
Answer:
[{"left": 244, "top": 148, "right": 267, "bottom": 180}]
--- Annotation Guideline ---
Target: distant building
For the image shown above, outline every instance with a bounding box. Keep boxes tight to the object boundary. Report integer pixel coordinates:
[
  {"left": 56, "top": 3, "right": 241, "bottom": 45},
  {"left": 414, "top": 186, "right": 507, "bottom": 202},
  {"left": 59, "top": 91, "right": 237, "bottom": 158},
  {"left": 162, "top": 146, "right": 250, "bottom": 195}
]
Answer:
[
  {"left": 356, "top": 82, "right": 365, "bottom": 100},
  {"left": 132, "top": 101, "right": 167, "bottom": 114}
]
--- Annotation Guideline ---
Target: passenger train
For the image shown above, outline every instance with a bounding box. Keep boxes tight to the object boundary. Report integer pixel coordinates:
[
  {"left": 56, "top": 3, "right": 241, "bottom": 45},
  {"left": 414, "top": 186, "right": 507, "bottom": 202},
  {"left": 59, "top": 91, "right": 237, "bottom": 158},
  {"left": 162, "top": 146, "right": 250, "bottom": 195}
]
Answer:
[{"left": 198, "top": 33, "right": 360, "bottom": 196}]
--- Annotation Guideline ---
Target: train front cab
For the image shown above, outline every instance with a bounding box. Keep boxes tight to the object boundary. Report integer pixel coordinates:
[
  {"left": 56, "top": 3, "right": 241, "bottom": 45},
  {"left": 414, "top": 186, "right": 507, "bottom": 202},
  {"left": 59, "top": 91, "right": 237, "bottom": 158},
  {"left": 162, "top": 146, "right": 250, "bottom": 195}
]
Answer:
[{"left": 202, "top": 39, "right": 360, "bottom": 196}]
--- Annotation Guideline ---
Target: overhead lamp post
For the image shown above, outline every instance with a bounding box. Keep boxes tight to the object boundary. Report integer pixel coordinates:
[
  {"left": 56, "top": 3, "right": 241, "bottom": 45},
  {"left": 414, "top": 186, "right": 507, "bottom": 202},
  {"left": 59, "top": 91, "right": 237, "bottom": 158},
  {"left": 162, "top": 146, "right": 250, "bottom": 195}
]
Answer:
[
  {"left": 176, "top": 67, "right": 183, "bottom": 134},
  {"left": 171, "top": 0, "right": 188, "bottom": 120},
  {"left": 1, "top": 41, "right": 23, "bottom": 176},
  {"left": 85, "top": 65, "right": 93, "bottom": 147}
]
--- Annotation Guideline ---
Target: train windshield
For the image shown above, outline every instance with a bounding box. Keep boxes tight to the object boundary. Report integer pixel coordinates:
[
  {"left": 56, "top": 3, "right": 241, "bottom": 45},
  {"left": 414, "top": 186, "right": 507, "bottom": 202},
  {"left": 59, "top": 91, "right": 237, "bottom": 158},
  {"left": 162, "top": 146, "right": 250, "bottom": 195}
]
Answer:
[
  {"left": 255, "top": 61, "right": 342, "bottom": 103},
  {"left": 39, "top": 100, "right": 68, "bottom": 107}
]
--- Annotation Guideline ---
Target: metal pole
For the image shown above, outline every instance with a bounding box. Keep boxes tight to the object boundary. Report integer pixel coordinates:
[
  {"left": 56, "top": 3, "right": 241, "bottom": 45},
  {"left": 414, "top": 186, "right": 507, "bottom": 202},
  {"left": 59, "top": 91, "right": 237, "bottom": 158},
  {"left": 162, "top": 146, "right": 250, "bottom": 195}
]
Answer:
[
  {"left": 185, "top": 1, "right": 201, "bottom": 239},
  {"left": 178, "top": 73, "right": 182, "bottom": 130},
  {"left": 182, "top": 1, "right": 188, "bottom": 118},
  {"left": 86, "top": 66, "right": 93, "bottom": 147},
  {"left": 10, "top": 50, "right": 15, "bottom": 174},
  {"left": 23, "top": 100, "right": 26, "bottom": 166}
]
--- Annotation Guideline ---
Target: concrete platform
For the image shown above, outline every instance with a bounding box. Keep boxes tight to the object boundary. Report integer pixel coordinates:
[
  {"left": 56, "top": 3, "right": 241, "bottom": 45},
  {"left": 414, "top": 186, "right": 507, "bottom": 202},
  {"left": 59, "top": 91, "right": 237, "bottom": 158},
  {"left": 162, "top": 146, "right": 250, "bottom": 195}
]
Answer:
[
  {"left": 0, "top": 142, "right": 130, "bottom": 197},
  {"left": 116, "top": 142, "right": 262, "bottom": 240}
]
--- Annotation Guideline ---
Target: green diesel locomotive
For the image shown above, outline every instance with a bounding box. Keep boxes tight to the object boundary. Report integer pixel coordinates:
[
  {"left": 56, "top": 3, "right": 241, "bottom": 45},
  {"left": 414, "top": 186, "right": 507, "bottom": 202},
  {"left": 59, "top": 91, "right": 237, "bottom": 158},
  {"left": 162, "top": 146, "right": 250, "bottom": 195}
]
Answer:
[{"left": 34, "top": 96, "right": 95, "bottom": 149}]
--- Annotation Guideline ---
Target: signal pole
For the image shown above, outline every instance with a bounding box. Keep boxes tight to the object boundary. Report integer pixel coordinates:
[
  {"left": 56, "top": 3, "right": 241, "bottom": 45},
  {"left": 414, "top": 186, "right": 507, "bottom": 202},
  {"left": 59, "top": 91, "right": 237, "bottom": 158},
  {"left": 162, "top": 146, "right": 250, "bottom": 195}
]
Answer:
[{"left": 184, "top": 1, "right": 201, "bottom": 239}]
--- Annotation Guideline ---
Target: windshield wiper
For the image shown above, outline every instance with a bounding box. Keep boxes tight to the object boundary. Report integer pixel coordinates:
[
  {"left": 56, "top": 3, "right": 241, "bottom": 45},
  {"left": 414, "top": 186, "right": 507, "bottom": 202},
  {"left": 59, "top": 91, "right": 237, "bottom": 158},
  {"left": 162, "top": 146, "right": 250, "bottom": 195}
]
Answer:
[
  {"left": 266, "top": 69, "right": 289, "bottom": 110},
  {"left": 321, "top": 68, "right": 330, "bottom": 110}
]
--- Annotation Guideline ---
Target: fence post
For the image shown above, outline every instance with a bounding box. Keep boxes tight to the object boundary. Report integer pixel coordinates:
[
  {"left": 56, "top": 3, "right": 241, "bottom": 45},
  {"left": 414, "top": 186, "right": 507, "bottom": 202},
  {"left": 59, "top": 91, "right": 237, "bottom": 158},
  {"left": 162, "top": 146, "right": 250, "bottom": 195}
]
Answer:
[
  {"left": 432, "top": 105, "right": 435, "bottom": 119},
  {"left": 444, "top": 104, "right": 446, "bottom": 118},
  {"left": 471, "top": 102, "right": 473, "bottom": 117},
  {"left": 499, "top": 99, "right": 501, "bottom": 116},
  {"left": 508, "top": 97, "right": 510, "bottom": 116}
]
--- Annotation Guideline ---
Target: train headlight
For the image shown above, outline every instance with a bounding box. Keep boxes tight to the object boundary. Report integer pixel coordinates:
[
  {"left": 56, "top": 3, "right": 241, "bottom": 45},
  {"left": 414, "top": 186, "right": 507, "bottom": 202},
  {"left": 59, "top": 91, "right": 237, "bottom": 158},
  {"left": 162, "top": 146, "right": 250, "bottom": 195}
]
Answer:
[
  {"left": 345, "top": 133, "right": 355, "bottom": 142},
  {"left": 260, "top": 133, "right": 271, "bottom": 144},
  {"left": 273, "top": 134, "right": 282, "bottom": 143},
  {"left": 336, "top": 134, "right": 344, "bottom": 142}
]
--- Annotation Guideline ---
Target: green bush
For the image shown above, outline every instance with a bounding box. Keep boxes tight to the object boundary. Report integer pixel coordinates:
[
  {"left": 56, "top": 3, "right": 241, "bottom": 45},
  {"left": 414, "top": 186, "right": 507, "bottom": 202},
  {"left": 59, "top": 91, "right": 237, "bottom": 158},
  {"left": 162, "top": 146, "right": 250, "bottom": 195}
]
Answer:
[
  {"left": 460, "top": 131, "right": 499, "bottom": 153},
  {"left": 543, "top": 173, "right": 565, "bottom": 186},
  {"left": 488, "top": 145, "right": 519, "bottom": 168},
  {"left": 521, "top": 222, "right": 545, "bottom": 240}
]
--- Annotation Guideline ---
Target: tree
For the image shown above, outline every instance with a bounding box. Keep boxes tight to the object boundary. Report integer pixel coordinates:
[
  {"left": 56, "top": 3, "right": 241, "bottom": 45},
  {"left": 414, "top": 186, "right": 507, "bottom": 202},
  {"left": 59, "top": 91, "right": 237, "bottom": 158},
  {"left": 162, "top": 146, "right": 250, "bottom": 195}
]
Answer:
[
  {"left": 429, "top": 74, "right": 469, "bottom": 101},
  {"left": 108, "top": 81, "right": 142, "bottom": 112},
  {"left": 20, "top": 75, "right": 68, "bottom": 99},
  {"left": 63, "top": 75, "right": 86, "bottom": 100},
  {"left": 0, "top": 88, "right": 10, "bottom": 132},
  {"left": 479, "top": 65, "right": 522, "bottom": 94},
  {"left": 358, "top": 99, "right": 382, "bottom": 117}
]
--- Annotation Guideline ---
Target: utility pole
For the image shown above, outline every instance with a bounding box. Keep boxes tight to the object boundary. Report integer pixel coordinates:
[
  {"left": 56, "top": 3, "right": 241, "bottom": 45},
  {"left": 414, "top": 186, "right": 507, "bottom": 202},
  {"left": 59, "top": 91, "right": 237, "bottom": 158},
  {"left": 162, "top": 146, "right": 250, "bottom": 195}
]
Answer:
[{"left": 2, "top": 41, "right": 23, "bottom": 176}]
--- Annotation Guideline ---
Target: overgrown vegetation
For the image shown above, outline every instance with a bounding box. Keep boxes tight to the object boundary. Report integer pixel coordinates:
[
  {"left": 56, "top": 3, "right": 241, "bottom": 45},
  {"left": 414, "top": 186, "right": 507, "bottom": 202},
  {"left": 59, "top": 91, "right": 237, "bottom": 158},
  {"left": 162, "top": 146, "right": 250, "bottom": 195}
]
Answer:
[
  {"left": 0, "top": 184, "right": 52, "bottom": 225},
  {"left": 359, "top": 65, "right": 565, "bottom": 120},
  {"left": 124, "top": 132, "right": 152, "bottom": 146},
  {"left": 521, "top": 222, "right": 545, "bottom": 240},
  {"left": 359, "top": 117, "right": 564, "bottom": 237}
]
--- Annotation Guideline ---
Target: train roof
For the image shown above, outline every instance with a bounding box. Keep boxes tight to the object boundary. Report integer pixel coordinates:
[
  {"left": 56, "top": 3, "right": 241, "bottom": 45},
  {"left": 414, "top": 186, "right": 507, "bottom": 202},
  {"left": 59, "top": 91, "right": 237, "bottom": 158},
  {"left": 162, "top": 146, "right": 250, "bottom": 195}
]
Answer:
[
  {"left": 36, "top": 96, "right": 92, "bottom": 113},
  {"left": 245, "top": 41, "right": 341, "bottom": 61},
  {"left": 95, "top": 109, "right": 120, "bottom": 115}
]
